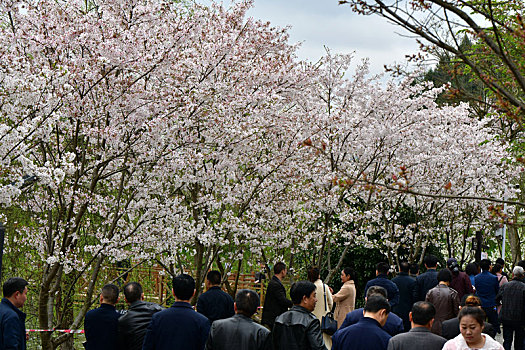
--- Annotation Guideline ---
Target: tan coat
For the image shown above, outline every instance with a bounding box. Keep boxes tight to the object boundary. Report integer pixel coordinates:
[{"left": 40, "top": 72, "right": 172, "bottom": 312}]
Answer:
[
  {"left": 312, "top": 279, "right": 333, "bottom": 349},
  {"left": 332, "top": 280, "right": 356, "bottom": 328}
]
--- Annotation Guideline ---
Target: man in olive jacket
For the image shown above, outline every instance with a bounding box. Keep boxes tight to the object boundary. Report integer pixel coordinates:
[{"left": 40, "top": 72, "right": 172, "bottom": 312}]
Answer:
[
  {"left": 261, "top": 262, "right": 292, "bottom": 329},
  {"left": 0, "top": 278, "right": 28, "bottom": 350}
]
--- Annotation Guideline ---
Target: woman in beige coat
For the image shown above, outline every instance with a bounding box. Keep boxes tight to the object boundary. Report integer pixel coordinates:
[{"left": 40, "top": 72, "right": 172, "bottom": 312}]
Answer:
[
  {"left": 332, "top": 267, "right": 356, "bottom": 328},
  {"left": 308, "top": 267, "right": 333, "bottom": 349}
]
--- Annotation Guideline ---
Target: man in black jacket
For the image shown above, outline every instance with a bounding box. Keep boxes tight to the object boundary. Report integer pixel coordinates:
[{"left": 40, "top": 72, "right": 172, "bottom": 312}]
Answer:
[
  {"left": 118, "top": 282, "right": 162, "bottom": 350},
  {"left": 261, "top": 262, "right": 292, "bottom": 329},
  {"left": 84, "top": 284, "right": 121, "bottom": 350},
  {"left": 272, "top": 281, "right": 327, "bottom": 350},
  {"left": 197, "top": 271, "right": 234, "bottom": 323},
  {"left": 496, "top": 266, "right": 525, "bottom": 350},
  {"left": 0, "top": 277, "right": 28, "bottom": 350},
  {"left": 205, "top": 289, "right": 271, "bottom": 350},
  {"left": 413, "top": 255, "right": 439, "bottom": 302},
  {"left": 392, "top": 262, "right": 416, "bottom": 331}
]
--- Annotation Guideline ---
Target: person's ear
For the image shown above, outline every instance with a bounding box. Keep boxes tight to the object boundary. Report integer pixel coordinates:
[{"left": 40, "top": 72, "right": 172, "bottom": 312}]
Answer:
[
  {"left": 141, "top": 292, "right": 145, "bottom": 301},
  {"left": 429, "top": 318, "right": 435, "bottom": 328},
  {"left": 409, "top": 312, "right": 413, "bottom": 322},
  {"left": 191, "top": 289, "right": 196, "bottom": 299},
  {"left": 234, "top": 302, "right": 238, "bottom": 312},
  {"left": 99, "top": 294, "right": 104, "bottom": 304}
]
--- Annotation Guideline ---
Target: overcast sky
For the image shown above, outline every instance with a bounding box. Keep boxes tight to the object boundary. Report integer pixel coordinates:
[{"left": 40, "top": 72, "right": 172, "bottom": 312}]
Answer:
[{"left": 200, "top": 0, "right": 422, "bottom": 75}]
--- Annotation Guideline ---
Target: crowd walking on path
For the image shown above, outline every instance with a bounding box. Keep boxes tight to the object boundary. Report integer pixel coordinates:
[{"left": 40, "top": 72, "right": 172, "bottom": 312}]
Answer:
[{"left": 3, "top": 256, "right": 525, "bottom": 350}]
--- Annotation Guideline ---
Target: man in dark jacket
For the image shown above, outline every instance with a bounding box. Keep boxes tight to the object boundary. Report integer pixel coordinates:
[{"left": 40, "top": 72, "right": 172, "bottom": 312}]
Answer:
[
  {"left": 496, "top": 266, "right": 525, "bottom": 350},
  {"left": 0, "top": 277, "right": 28, "bottom": 350},
  {"left": 142, "top": 274, "right": 210, "bottom": 350},
  {"left": 197, "top": 271, "right": 234, "bottom": 323},
  {"left": 425, "top": 269, "right": 459, "bottom": 336},
  {"left": 118, "top": 282, "right": 162, "bottom": 350},
  {"left": 341, "top": 286, "right": 404, "bottom": 336},
  {"left": 261, "top": 262, "right": 292, "bottom": 329},
  {"left": 475, "top": 258, "right": 500, "bottom": 333},
  {"left": 392, "top": 261, "right": 416, "bottom": 331},
  {"left": 272, "top": 281, "right": 326, "bottom": 350},
  {"left": 205, "top": 289, "right": 271, "bottom": 350},
  {"left": 414, "top": 255, "right": 439, "bottom": 302},
  {"left": 84, "top": 283, "right": 121, "bottom": 350},
  {"left": 364, "top": 262, "right": 400, "bottom": 307},
  {"left": 332, "top": 295, "right": 391, "bottom": 350}
]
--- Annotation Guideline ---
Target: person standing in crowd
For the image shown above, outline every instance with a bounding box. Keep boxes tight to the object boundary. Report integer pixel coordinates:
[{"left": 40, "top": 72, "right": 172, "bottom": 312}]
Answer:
[
  {"left": 387, "top": 301, "right": 447, "bottom": 350},
  {"left": 496, "top": 258, "right": 510, "bottom": 281},
  {"left": 332, "top": 267, "right": 356, "bottom": 328},
  {"left": 364, "top": 262, "right": 400, "bottom": 307},
  {"left": 0, "top": 277, "right": 28, "bottom": 350},
  {"left": 142, "top": 274, "right": 210, "bottom": 350},
  {"left": 392, "top": 261, "right": 416, "bottom": 331},
  {"left": 261, "top": 262, "right": 293, "bottom": 329},
  {"left": 272, "top": 281, "right": 327, "bottom": 350},
  {"left": 496, "top": 266, "right": 525, "bottom": 350},
  {"left": 465, "top": 262, "right": 479, "bottom": 289},
  {"left": 332, "top": 295, "right": 391, "bottom": 350},
  {"left": 308, "top": 266, "right": 333, "bottom": 348},
  {"left": 414, "top": 255, "right": 439, "bottom": 302},
  {"left": 442, "top": 307, "right": 503, "bottom": 350},
  {"left": 441, "top": 295, "right": 496, "bottom": 340},
  {"left": 84, "top": 284, "right": 121, "bottom": 350},
  {"left": 409, "top": 263, "right": 419, "bottom": 278},
  {"left": 340, "top": 286, "right": 404, "bottom": 337},
  {"left": 492, "top": 263, "right": 508, "bottom": 287},
  {"left": 118, "top": 282, "right": 163, "bottom": 350},
  {"left": 425, "top": 269, "right": 459, "bottom": 336},
  {"left": 197, "top": 270, "right": 234, "bottom": 323},
  {"left": 475, "top": 259, "right": 500, "bottom": 334},
  {"left": 205, "top": 289, "right": 271, "bottom": 350},
  {"left": 447, "top": 258, "right": 474, "bottom": 301}
]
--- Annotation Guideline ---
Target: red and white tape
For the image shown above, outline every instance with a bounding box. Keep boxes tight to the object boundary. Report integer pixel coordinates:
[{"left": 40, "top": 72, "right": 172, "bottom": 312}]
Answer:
[{"left": 27, "top": 329, "right": 84, "bottom": 334}]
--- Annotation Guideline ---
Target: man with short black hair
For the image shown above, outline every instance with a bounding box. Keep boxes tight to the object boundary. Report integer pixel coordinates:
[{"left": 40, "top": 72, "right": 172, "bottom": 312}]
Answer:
[
  {"left": 332, "top": 295, "right": 392, "bottom": 350},
  {"left": 261, "top": 262, "right": 293, "bottom": 329},
  {"left": 392, "top": 261, "right": 416, "bottom": 331},
  {"left": 272, "top": 281, "right": 326, "bottom": 350},
  {"left": 0, "top": 277, "right": 28, "bottom": 350},
  {"left": 84, "top": 283, "right": 121, "bottom": 350},
  {"left": 364, "top": 262, "right": 400, "bottom": 307},
  {"left": 414, "top": 255, "right": 439, "bottom": 302},
  {"left": 475, "top": 258, "right": 500, "bottom": 333},
  {"left": 425, "top": 269, "right": 459, "bottom": 335},
  {"left": 197, "top": 270, "right": 234, "bottom": 323},
  {"left": 340, "top": 286, "right": 404, "bottom": 336},
  {"left": 118, "top": 282, "right": 162, "bottom": 350},
  {"left": 205, "top": 289, "right": 271, "bottom": 350},
  {"left": 496, "top": 266, "right": 525, "bottom": 350},
  {"left": 387, "top": 302, "right": 446, "bottom": 350},
  {"left": 143, "top": 274, "right": 210, "bottom": 350}
]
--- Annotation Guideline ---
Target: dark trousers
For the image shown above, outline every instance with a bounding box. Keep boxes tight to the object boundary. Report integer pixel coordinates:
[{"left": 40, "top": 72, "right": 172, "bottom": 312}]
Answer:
[
  {"left": 502, "top": 323, "right": 524, "bottom": 350},
  {"left": 483, "top": 306, "right": 500, "bottom": 333}
]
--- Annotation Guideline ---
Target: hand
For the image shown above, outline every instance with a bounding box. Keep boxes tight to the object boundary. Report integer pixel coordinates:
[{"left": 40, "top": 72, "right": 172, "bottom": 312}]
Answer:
[{"left": 329, "top": 286, "right": 334, "bottom": 294}]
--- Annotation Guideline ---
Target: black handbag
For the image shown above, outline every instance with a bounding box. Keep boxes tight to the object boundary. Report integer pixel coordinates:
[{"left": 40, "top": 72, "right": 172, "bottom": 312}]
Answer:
[{"left": 320, "top": 283, "right": 338, "bottom": 335}]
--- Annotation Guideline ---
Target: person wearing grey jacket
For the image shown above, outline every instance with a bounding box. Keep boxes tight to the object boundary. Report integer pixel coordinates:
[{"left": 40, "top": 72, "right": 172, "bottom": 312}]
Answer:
[
  {"left": 387, "top": 302, "right": 446, "bottom": 350},
  {"left": 205, "top": 289, "right": 271, "bottom": 350}
]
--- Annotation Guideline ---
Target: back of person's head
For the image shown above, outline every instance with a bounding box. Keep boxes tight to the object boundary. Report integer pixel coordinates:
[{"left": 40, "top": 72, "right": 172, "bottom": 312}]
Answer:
[
  {"left": 513, "top": 266, "right": 525, "bottom": 278},
  {"left": 448, "top": 261, "right": 460, "bottom": 275},
  {"left": 290, "top": 281, "right": 316, "bottom": 305},
  {"left": 206, "top": 270, "right": 221, "bottom": 285},
  {"left": 437, "top": 268, "right": 452, "bottom": 283},
  {"left": 366, "top": 285, "right": 387, "bottom": 299},
  {"left": 343, "top": 267, "right": 356, "bottom": 280},
  {"left": 399, "top": 261, "right": 410, "bottom": 273},
  {"left": 2, "top": 277, "right": 28, "bottom": 298},
  {"left": 101, "top": 284, "right": 119, "bottom": 304},
  {"left": 518, "top": 260, "right": 525, "bottom": 270},
  {"left": 235, "top": 289, "right": 260, "bottom": 317},
  {"left": 364, "top": 295, "right": 391, "bottom": 314},
  {"left": 424, "top": 255, "right": 438, "bottom": 268},
  {"left": 409, "top": 263, "right": 419, "bottom": 275},
  {"left": 411, "top": 301, "right": 435, "bottom": 325},
  {"left": 465, "top": 262, "right": 479, "bottom": 276},
  {"left": 496, "top": 258, "right": 505, "bottom": 266},
  {"left": 479, "top": 259, "right": 491, "bottom": 271},
  {"left": 307, "top": 266, "right": 320, "bottom": 283},
  {"left": 173, "top": 274, "right": 195, "bottom": 300},
  {"left": 461, "top": 294, "right": 482, "bottom": 307},
  {"left": 123, "top": 282, "right": 143, "bottom": 303},
  {"left": 458, "top": 306, "right": 485, "bottom": 326},
  {"left": 376, "top": 262, "right": 390, "bottom": 275},
  {"left": 491, "top": 263, "right": 503, "bottom": 274},
  {"left": 274, "top": 262, "right": 286, "bottom": 275}
]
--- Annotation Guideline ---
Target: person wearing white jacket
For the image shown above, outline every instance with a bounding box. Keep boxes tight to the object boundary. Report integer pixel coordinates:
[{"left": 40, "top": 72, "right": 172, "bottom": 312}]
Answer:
[{"left": 308, "top": 266, "right": 333, "bottom": 349}]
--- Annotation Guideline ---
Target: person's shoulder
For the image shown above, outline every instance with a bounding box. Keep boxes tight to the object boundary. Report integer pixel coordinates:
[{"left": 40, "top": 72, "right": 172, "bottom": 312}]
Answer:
[
  {"left": 0, "top": 302, "right": 18, "bottom": 321},
  {"left": 483, "top": 334, "right": 504, "bottom": 349},
  {"left": 387, "top": 311, "right": 403, "bottom": 323}
]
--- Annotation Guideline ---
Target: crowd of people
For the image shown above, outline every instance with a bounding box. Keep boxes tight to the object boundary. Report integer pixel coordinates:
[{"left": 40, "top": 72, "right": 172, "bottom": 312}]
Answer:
[{"left": 1, "top": 256, "right": 525, "bottom": 350}]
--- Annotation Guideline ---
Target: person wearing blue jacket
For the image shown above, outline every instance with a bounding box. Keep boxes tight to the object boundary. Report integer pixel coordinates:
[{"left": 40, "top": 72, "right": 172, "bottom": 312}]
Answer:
[
  {"left": 474, "top": 259, "right": 500, "bottom": 333},
  {"left": 0, "top": 277, "right": 28, "bottom": 350},
  {"left": 365, "top": 262, "right": 400, "bottom": 307},
  {"left": 84, "top": 284, "right": 121, "bottom": 350}
]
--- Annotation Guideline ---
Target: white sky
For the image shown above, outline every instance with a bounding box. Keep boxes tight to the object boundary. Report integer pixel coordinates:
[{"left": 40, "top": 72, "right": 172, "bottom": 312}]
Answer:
[{"left": 200, "top": 0, "right": 422, "bottom": 75}]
